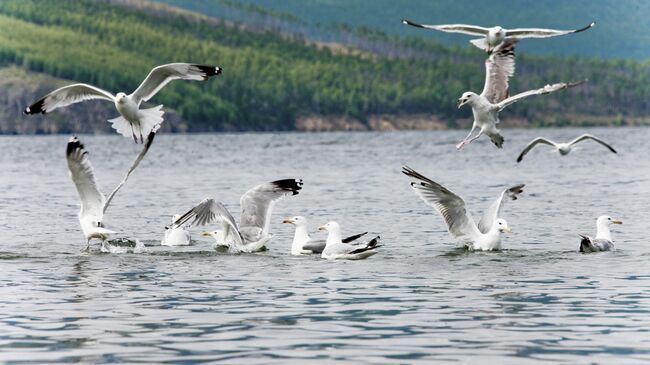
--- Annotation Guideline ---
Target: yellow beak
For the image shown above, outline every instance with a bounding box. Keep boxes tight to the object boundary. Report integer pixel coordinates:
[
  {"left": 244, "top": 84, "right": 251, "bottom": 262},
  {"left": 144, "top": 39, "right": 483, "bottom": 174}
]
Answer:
[
  {"left": 612, "top": 219, "right": 623, "bottom": 225},
  {"left": 201, "top": 231, "right": 212, "bottom": 237},
  {"left": 318, "top": 225, "right": 326, "bottom": 231},
  {"left": 282, "top": 219, "right": 293, "bottom": 224},
  {"left": 503, "top": 227, "right": 512, "bottom": 233}
]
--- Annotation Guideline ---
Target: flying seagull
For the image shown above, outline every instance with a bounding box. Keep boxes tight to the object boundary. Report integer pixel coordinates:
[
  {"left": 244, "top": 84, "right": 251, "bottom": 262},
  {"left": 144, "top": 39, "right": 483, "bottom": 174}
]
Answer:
[
  {"left": 66, "top": 131, "right": 157, "bottom": 251},
  {"left": 402, "top": 166, "right": 523, "bottom": 251},
  {"left": 401, "top": 19, "right": 595, "bottom": 53},
  {"left": 282, "top": 216, "right": 368, "bottom": 255},
  {"left": 516, "top": 134, "right": 617, "bottom": 163},
  {"left": 25, "top": 63, "right": 221, "bottom": 143},
  {"left": 318, "top": 221, "right": 381, "bottom": 260},
  {"left": 579, "top": 215, "right": 622, "bottom": 253},
  {"left": 172, "top": 179, "right": 303, "bottom": 253},
  {"left": 456, "top": 41, "right": 585, "bottom": 149},
  {"left": 161, "top": 214, "right": 192, "bottom": 246}
]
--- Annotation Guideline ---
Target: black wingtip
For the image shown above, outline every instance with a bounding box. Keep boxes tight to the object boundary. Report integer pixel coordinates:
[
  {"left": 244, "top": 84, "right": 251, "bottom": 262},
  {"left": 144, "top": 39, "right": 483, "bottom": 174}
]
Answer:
[
  {"left": 196, "top": 64, "right": 222, "bottom": 78},
  {"left": 273, "top": 178, "right": 304, "bottom": 195},
  {"left": 574, "top": 21, "right": 596, "bottom": 33},
  {"left": 66, "top": 135, "right": 84, "bottom": 156},
  {"left": 24, "top": 98, "right": 46, "bottom": 115},
  {"left": 401, "top": 19, "right": 423, "bottom": 28}
]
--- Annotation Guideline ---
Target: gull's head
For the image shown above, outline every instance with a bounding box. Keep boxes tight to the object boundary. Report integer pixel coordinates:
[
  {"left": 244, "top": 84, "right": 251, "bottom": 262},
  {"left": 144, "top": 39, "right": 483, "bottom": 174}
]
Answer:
[
  {"left": 496, "top": 218, "right": 511, "bottom": 233},
  {"left": 457, "top": 92, "right": 476, "bottom": 108},
  {"left": 201, "top": 230, "right": 223, "bottom": 239},
  {"left": 116, "top": 92, "right": 127, "bottom": 103},
  {"left": 282, "top": 216, "right": 306, "bottom": 226},
  {"left": 318, "top": 221, "right": 339, "bottom": 232},
  {"left": 598, "top": 215, "right": 623, "bottom": 227}
]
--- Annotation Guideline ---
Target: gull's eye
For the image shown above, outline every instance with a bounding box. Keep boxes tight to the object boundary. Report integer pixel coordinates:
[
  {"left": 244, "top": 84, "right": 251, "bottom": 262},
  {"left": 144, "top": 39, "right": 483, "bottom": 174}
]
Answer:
[{"left": 608, "top": 218, "right": 611, "bottom": 220}]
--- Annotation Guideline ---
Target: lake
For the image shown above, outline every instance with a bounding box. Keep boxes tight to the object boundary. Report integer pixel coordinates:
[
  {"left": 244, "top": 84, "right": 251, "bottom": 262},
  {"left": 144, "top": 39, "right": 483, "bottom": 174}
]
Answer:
[{"left": 0, "top": 127, "right": 648, "bottom": 364}]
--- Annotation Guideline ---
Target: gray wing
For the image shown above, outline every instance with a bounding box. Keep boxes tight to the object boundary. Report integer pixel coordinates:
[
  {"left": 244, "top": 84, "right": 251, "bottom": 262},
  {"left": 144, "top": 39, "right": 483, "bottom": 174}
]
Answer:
[
  {"left": 481, "top": 40, "right": 517, "bottom": 104},
  {"left": 239, "top": 179, "right": 303, "bottom": 241},
  {"left": 130, "top": 63, "right": 221, "bottom": 104},
  {"left": 66, "top": 137, "right": 105, "bottom": 221},
  {"left": 401, "top": 19, "right": 489, "bottom": 36},
  {"left": 173, "top": 198, "right": 243, "bottom": 247},
  {"left": 506, "top": 22, "right": 595, "bottom": 38},
  {"left": 477, "top": 184, "right": 525, "bottom": 234},
  {"left": 302, "top": 239, "right": 326, "bottom": 253},
  {"left": 402, "top": 166, "right": 481, "bottom": 242},
  {"left": 103, "top": 128, "right": 158, "bottom": 214},
  {"left": 25, "top": 84, "right": 114, "bottom": 114},
  {"left": 516, "top": 137, "right": 558, "bottom": 163},
  {"left": 579, "top": 234, "right": 614, "bottom": 252},
  {"left": 568, "top": 134, "right": 617, "bottom": 154},
  {"left": 497, "top": 80, "right": 585, "bottom": 111}
]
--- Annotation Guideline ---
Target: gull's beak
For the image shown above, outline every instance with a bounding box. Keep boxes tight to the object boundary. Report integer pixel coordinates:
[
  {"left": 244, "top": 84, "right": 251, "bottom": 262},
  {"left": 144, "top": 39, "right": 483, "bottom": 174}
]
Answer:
[
  {"left": 457, "top": 98, "right": 466, "bottom": 109},
  {"left": 503, "top": 226, "right": 512, "bottom": 233},
  {"left": 612, "top": 219, "right": 623, "bottom": 225},
  {"left": 282, "top": 219, "right": 293, "bottom": 224},
  {"left": 201, "top": 231, "right": 212, "bottom": 237},
  {"left": 318, "top": 225, "right": 327, "bottom": 231}
]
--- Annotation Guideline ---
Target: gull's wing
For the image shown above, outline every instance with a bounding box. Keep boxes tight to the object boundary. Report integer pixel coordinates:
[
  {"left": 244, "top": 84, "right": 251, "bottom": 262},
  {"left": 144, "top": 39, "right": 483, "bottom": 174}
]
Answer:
[
  {"left": 497, "top": 80, "right": 585, "bottom": 111},
  {"left": 481, "top": 40, "right": 517, "bottom": 104},
  {"left": 477, "top": 184, "right": 525, "bottom": 234},
  {"left": 302, "top": 239, "right": 326, "bottom": 253},
  {"left": 173, "top": 198, "right": 243, "bottom": 247},
  {"left": 568, "top": 134, "right": 617, "bottom": 154},
  {"left": 506, "top": 22, "right": 595, "bottom": 39},
  {"left": 239, "top": 179, "right": 303, "bottom": 242},
  {"left": 401, "top": 19, "right": 489, "bottom": 36},
  {"left": 342, "top": 231, "right": 368, "bottom": 244},
  {"left": 25, "top": 84, "right": 115, "bottom": 114},
  {"left": 103, "top": 129, "right": 158, "bottom": 214},
  {"left": 66, "top": 137, "right": 105, "bottom": 221},
  {"left": 402, "top": 166, "right": 481, "bottom": 242},
  {"left": 130, "top": 63, "right": 222, "bottom": 104},
  {"left": 516, "top": 137, "right": 558, "bottom": 163},
  {"left": 347, "top": 236, "right": 382, "bottom": 255}
]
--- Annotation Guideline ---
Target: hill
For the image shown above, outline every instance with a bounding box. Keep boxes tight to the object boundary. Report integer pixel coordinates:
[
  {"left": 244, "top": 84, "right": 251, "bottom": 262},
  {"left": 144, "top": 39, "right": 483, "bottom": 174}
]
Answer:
[
  {"left": 161, "top": 0, "right": 650, "bottom": 59},
  {"left": 0, "top": 0, "right": 648, "bottom": 135}
]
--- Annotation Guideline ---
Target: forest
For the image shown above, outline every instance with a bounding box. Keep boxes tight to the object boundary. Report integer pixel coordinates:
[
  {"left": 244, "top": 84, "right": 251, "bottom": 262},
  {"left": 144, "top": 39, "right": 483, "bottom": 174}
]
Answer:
[{"left": 0, "top": 0, "right": 648, "bottom": 134}]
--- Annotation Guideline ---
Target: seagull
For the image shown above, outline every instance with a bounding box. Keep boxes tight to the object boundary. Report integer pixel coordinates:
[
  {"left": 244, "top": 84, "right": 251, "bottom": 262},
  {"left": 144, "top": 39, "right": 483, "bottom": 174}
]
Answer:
[
  {"left": 456, "top": 41, "right": 585, "bottom": 149},
  {"left": 282, "top": 216, "right": 368, "bottom": 255},
  {"left": 318, "top": 221, "right": 381, "bottom": 260},
  {"left": 401, "top": 19, "right": 595, "bottom": 53},
  {"left": 25, "top": 63, "right": 221, "bottom": 143},
  {"left": 161, "top": 214, "right": 191, "bottom": 246},
  {"left": 66, "top": 130, "right": 157, "bottom": 251},
  {"left": 200, "top": 230, "right": 231, "bottom": 250},
  {"left": 579, "top": 215, "right": 623, "bottom": 253},
  {"left": 402, "top": 166, "right": 523, "bottom": 251},
  {"left": 171, "top": 179, "right": 303, "bottom": 253},
  {"left": 516, "top": 134, "right": 617, "bottom": 162}
]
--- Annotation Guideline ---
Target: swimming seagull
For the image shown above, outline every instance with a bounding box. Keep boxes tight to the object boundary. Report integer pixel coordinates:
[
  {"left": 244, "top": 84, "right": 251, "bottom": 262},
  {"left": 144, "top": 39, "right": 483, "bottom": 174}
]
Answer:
[
  {"left": 172, "top": 179, "right": 303, "bottom": 253},
  {"left": 516, "top": 134, "right": 617, "bottom": 163},
  {"left": 402, "top": 166, "right": 523, "bottom": 251},
  {"left": 282, "top": 216, "right": 368, "bottom": 255},
  {"left": 579, "top": 215, "right": 622, "bottom": 253},
  {"left": 66, "top": 130, "right": 157, "bottom": 251},
  {"left": 318, "top": 221, "right": 381, "bottom": 260},
  {"left": 25, "top": 63, "right": 221, "bottom": 143},
  {"left": 161, "top": 214, "right": 191, "bottom": 246},
  {"left": 456, "top": 42, "right": 585, "bottom": 149},
  {"left": 401, "top": 19, "right": 595, "bottom": 53}
]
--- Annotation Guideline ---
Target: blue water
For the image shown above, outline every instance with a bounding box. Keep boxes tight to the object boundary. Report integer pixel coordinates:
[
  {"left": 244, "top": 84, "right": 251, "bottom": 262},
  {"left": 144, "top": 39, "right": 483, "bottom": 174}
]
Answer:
[{"left": 0, "top": 127, "right": 648, "bottom": 364}]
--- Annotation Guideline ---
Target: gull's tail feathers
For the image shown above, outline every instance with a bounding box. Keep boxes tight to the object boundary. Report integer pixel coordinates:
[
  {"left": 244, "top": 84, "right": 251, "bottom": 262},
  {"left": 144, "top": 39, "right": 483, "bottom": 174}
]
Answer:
[{"left": 108, "top": 105, "right": 164, "bottom": 144}]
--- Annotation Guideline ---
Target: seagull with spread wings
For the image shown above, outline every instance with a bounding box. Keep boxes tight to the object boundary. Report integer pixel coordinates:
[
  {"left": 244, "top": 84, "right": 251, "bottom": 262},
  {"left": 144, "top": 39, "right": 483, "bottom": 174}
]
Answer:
[
  {"left": 25, "top": 63, "right": 221, "bottom": 143},
  {"left": 66, "top": 130, "right": 157, "bottom": 251},
  {"left": 172, "top": 179, "right": 303, "bottom": 253},
  {"left": 402, "top": 166, "right": 524, "bottom": 251},
  {"left": 516, "top": 134, "right": 617, "bottom": 163},
  {"left": 455, "top": 40, "right": 585, "bottom": 149},
  {"left": 402, "top": 19, "right": 594, "bottom": 53}
]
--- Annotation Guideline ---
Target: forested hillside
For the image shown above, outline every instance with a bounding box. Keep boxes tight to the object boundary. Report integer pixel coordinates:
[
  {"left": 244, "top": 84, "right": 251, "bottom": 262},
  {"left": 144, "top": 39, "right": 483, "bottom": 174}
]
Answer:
[
  {"left": 162, "top": 0, "right": 650, "bottom": 59},
  {"left": 0, "top": 0, "right": 648, "bottom": 134}
]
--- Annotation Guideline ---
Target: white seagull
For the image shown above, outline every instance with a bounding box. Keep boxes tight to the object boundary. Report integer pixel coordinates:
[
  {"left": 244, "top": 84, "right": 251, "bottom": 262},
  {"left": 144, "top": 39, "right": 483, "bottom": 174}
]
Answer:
[
  {"left": 403, "top": 166, "right": 523, "bottom": 251},
  {"left": 282, "top": 216, "right": 368, "bottom": 255},
  {"left": 25, "top": 63, "right": 221, "bottom": 143},
  {"left": 171, "top": 179, "right": 303, "bottom": 253},
  {"left": 401, "top": 19, "right": 595, "bottom": 53},
  {"left": 579, "top": 215, "right": 623, "bottom": 253},
  {"left": 456, "top": 41, "right": 584, "bottom": 149},
  {"left": 161, "top": 214, "right": 192, "bottom": 246},
  {"left": 66, "top": 131, "right": 157, "bottom": 251},
  {"left": 516, "top": 134, "right": 617, "bottom": 163},
  {"left": 318, "top": 221, "right": 381, "bottom": 260}
]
